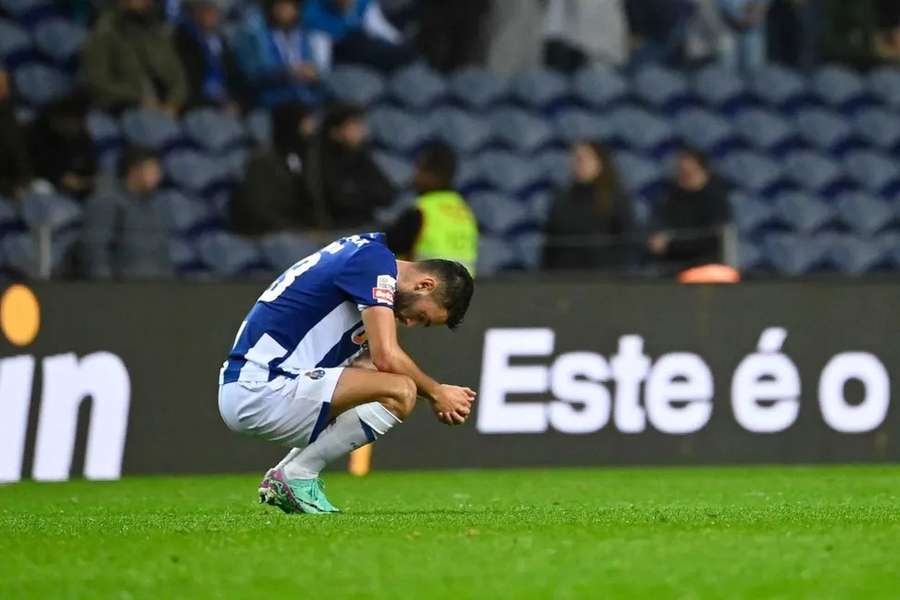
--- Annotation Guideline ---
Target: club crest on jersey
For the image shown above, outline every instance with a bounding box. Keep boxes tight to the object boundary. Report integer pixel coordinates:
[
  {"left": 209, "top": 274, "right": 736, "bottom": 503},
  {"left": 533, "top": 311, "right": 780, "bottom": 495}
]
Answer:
[
  {"left": 304, "top": 369, "right": 326, "bottom": 380},
  {"left": 377, "top": 274, "right": 396, "bottom": 291}
]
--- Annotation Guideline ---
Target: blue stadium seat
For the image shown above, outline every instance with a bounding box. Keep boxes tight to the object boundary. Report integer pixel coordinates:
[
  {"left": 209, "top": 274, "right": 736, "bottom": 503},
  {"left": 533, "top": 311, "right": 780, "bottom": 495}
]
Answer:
[
  {"left": 245, "top": 109, "right": 272, "bottom": 146},
  {"left": 468, "top": 191, "right": 531, "bottom": 234},
  {"left": 0, "top": 195, "right": 19, "bottom": 228},
  {"left": 33, "top": 18, "right": 86, "bottom": 65},
  {"left": 512, "top": 231, "right": 545, "bottom": 270},
  {"left": 13, "top": 62, "right": 71, "bottom": 106},
  {"left": 1, "top": 231, "right": 35, "bottom": 276},
  {"left": 853, "top": 107, "right": 900, "bottom": 152},
  {"left": 572, "top": 67, "right": 628, "bottom": 108},
  {"left": 536, "top": 148, "right": 570, "bottom": 188},
  {"left": 772, "top": 191, "right": 836, "bottom": 233},
  {"left": 510, "top": 69, "right": 570, "bottom": 111},
  {"left": 614, "top": 151, "right": 663, "bottom": 198},
  {"left": 389, "top": 63, "right": 447, "bottom": 110},
  {"left": 196, "top": 231, "right": 263, "bottom": 276},
  {"left": 763, "top": 233, "right": 831, "bottom": 274},
  {"left": 86, "top": 110, "right": 122, "bottom": 173},
  {"left": 163, "top": 149, "right": 230, "bottom": 197},
  {"left": 675, "top": 107, "right": 738, "bottom": 156},
  {"left": 222, "top": 147, "right": 248, "bottom": 179},
  {"left": 429, "top": 107, "right": 491, "bottom": 154},
  {"left": 372, "top": 151, "right": 414, "bottom": 189},
  {"left": 844, "top": 150, "right": 900, "bottom": 197},
  {"left": 748, "top": 65, "right": 808, "bottom": 109},
  {"left": 866, "top": 67, "right": 900, "bottom": 110},
  {"left": 827, "top": 234, "right": 892, "bottom": 274},
  {"left": 477, "top": 150, "right": 550, "bottom": 196},
  {"left": 454, "top": 158, "right": 486, "bottom": 194},
  {"left": 737, "top": 238, "right": 767, "bottom": 272},
  {"left": 524, "top": 190, "right": 554, "bottom": 225},
  {"left": 730, "top": 190, "right": 778, "bottom": 235},
  {"left": 692, "top": 65, "right": 748, "bottom": 112},
  {"left": 553, "top": 107, "right": 614, "bottom": 144},
  {"left": 632, "top": 64, "right": 690, "bottom": 112},
  {"left": 258, "top": 231, "right": 321, "bottom": 272},
  {"left": 20, "top": 191, "right": 81, "bottom": 233},
  {"left": 795, "top": 107, "right": 856, "bottom": 155},
  {"left": 448, "top": 68, "right": 509, "bottom": 110},
  {"left": 834, "top": 191, "right": 895, "bottom": 235},
  {"left": 734, "top": 107, "right": 799, "bottom": 154},
  {"left": 121, "top": 107, "right": 183, "bottom": 151},
  {"left": 156, "top": 190, "right": 217, "bottom": 236},
  {"left": 810, "top": 65, "right": 869, "bottom": 111},
  {"left": 718, "top": 150, "right": 786, "bottom": 197},
  {"left": 876, "top": 232, "right": 900, "bottom": 267},
  {"left": 783, "top": 150, "right": 847, "bottom": 195},
  {"left": 183, "top": 108, "right": 246, "bottom": 154},
  {"left": 325, "top": 65, "right": 385, "bottom": 106},
  {"left": 476, "top": 235, "right": 517, "bottom": 275},
  {"left": 489, "top": 107, "right": 557, "bottom": 153},
  {"left": 610, "top": 106, "right": 676, "bottom": 156},
  {"left": 0, "top": 18, "right": 34, "bottom": 67},
  {"left": 168, "top": 238, "right": 204, "bottom": 275},
  {"left": 0, "top": 0, "right": 49, "bottom": 17}
]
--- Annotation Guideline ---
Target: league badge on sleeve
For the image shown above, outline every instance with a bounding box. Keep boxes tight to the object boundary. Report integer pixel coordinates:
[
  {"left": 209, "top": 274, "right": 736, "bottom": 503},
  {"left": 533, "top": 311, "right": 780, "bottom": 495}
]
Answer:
[{"left": 372, "top": 274, "right": 396, "bottom": 305}]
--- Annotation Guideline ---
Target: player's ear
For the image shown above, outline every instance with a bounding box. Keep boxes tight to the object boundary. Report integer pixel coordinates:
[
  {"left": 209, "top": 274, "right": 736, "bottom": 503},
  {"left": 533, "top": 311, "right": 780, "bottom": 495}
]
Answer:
[{"left": 415, "top": 276, "right": 437, "bottom": 293}]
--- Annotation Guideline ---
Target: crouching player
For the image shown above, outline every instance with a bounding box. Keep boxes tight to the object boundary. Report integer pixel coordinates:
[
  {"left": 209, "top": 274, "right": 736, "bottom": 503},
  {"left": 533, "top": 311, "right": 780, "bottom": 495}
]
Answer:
[{"left": 218, "top": 233, "right": 476, "bottom": 514}]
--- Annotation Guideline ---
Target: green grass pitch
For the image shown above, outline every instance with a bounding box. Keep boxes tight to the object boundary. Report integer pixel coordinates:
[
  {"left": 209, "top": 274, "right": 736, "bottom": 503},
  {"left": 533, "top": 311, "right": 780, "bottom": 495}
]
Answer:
[{"left": 2, "top": 465, "right": 899, "bottom": 599}]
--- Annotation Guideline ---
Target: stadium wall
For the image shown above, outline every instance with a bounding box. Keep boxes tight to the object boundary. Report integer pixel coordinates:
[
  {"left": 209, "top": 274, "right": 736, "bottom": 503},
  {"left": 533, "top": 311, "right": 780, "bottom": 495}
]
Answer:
[{"left": 0, "top": 280, "right": 897, "bottom": 481}]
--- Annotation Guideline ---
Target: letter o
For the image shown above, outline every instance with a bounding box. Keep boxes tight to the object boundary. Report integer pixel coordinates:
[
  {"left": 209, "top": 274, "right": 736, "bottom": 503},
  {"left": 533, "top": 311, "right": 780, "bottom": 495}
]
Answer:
[{"left": 819, "top": 353, "right": 890, "bottom": 433}]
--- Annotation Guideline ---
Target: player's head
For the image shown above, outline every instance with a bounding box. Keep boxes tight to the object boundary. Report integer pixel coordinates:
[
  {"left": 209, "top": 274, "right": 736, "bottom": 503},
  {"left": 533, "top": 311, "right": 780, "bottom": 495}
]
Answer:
[
  {"left": 413, "top": 142, "right": 457, "bottom": 194},
  {"left": 394, "top": 259, "right": 473, "bottom": 330}
]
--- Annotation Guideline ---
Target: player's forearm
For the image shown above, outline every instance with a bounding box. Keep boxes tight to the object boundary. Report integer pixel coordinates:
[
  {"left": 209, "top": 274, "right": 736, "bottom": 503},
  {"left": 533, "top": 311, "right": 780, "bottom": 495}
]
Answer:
[{"left": 373, "top": 348, "right": 440, "bottom": 400}]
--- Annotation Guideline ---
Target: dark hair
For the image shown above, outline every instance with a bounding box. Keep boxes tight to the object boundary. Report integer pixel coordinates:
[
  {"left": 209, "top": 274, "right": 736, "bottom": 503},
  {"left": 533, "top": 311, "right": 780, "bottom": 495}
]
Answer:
[
  {"left": 117, "top": 146, "right": 158, "bottom": 178},
  {"left": 575, "top": 140, "right": 622, "bottom": 217},
  {"left": 678, "top": 146, "right": 710, "bottom": 172},
  {"left": 321, "top": 101, "right": 364, "bottom": 135},
  {"left": 418, "top": 259, "right": 474, "bottom": 330},
  {"left": 271, "top": 101, "right": 310, "bottom": 156},
  {"left": 416, "top": 141, "right": 457, "bottom": 190}
]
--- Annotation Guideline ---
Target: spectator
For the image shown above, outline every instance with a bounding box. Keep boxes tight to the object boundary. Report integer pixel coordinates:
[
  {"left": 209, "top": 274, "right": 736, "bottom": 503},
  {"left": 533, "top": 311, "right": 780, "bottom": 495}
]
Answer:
[
  {"left": 544, "top": 0, "right": 629, "bottom": 72},
  {"left": 767, "top": 0, "right": 821, "bottom": 70},
  {"left": 647, "top": 148, "right": 732, "bottom": 269},
  {"left": 543, "top": 141, "right": 636, "bottom": 271},
  {"left": 0, "top": 67, "right": 32, "bottom": 200},
  {"left": 625, "top": 0, "right": 693, "bottom": 65},
  {"left": 874, "top": 0, "right": 900, "bottom": 62},
  {"left": 303, "top": 0, "right": 415, "bottom": 71},
  {"left": 81, "top": 0, "right": 189, "bottom": 115},
  {"left": 234, "top": 0, "right": 331, "bottom": 108},
  {"left": 26, "top": 92, "right": 97, "bottom": 200},
  {"left": 174, "top": 0, "right": 247, "bottom": 112},
  {"left": 230, "top": 102, "right": 318, "bottom": 235},
  {"left": 386, "top": 142, "right": 478, "bottom": 274},
  {"left": 719, "top": 0, "right": 772, "bottom": 72},
  {"left": 683, "top": 0, "right": 734, "bottom": 65},
  {"left": 819, "top": 0, "right": 879, "bottom": 66},
  {"left": 306, "top": 102, "right": 394, "bottom": 230},
  {"left": 416, "top": 0, "right": 490, "bottom": 72},
  {"left": 485, "top": 0, "right": 543, "bottom": 76},
  {"left": 80, "top": 147, "right": 173, "bottom": 279}
]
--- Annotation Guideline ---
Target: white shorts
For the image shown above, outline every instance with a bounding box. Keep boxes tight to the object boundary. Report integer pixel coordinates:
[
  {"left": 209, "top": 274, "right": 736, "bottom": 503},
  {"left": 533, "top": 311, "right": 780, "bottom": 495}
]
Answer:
[{"left": 218, "top": 367, "right": 344, "bottom": 448}]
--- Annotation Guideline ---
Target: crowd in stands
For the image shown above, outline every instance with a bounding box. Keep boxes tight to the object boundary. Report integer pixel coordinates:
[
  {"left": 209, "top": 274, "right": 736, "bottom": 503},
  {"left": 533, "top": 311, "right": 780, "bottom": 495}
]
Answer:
[{"left": 1, "top": 0, "right": 899, "bottom": 280}]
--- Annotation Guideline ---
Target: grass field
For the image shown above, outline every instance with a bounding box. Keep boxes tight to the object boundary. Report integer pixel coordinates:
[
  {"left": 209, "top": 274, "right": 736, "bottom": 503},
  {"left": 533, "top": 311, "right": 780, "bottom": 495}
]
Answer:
[{"left": 1, "top": 465, "right": 899, "bottom": 599}]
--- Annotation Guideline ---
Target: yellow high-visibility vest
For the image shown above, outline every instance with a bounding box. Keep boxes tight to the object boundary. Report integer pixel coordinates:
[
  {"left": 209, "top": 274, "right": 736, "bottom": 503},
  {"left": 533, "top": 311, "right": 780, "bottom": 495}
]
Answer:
[{"left": 413, "top": 190, "right": 478, "bottom": 275}]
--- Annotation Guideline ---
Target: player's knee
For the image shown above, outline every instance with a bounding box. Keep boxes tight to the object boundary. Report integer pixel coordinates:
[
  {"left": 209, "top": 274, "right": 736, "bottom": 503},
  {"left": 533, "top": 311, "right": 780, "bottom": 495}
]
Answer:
[{"left": 388, "top": 375, "right": 417, "bottom": 419}]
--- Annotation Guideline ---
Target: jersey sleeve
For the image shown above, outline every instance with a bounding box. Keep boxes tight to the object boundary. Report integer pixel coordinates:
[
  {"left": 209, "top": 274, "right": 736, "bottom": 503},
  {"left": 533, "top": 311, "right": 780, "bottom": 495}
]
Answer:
[{"left": 334, "top": 243, "right": 398, "bottom": 311}]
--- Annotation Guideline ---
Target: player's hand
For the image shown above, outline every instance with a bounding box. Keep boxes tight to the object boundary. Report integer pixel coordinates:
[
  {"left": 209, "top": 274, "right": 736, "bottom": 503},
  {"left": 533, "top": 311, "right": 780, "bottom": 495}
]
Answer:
[{"left": 432, "top": 384, "right": 476, "bottom": 426}]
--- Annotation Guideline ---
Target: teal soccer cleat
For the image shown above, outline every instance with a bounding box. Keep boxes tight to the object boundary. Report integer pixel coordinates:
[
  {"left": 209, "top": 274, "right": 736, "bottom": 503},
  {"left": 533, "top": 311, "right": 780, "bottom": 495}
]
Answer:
[
  {"left": 258, "top": 469, "right": 319, "bottom": 514},
  {"left": 287, "top": 478, "right": 341, "bottom": 514}
]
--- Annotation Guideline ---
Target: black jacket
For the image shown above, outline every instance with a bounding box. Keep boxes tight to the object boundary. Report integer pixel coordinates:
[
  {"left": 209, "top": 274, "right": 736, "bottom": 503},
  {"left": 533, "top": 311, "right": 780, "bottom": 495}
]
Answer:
[
  {"left": 173, "top": 23, "right": 246, "bottom": 110},
  {"left": 654, "top": 176, "right": 732, "bottom": 266}
]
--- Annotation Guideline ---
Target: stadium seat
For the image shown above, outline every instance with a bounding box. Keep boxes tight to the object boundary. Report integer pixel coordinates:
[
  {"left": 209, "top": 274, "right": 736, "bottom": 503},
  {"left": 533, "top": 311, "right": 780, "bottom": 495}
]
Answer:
[
  {"left": 32, "top": 18, "right": 86, "bottom": 65},
  {"left": 730, "top": 190, "right": 778, "bottom": 235},
  {"left": 1, "top": 231, "right": 36, "bottom": 276},
  {"left": 183, "top": 108, "right": 246, "bottom": 154},
  {"left": 632, "top": 64, "right": 690, "bottom": 111},
  {"left": 477, "top": 150, "right": 550, "bottom": 196},
  {"left": 844, "top": 150, "right": 900, "bottom": 196},
  {"left": 572, "top": 67, "right": 628, "bottom": 108},
  {"left": 156, "top": 190, "right": 217, "bottom": 236},
  {"left": 476, "top": 234, "right": 517, "bottom": 275},
  {"left": 0, "top": 18, "right": 34, "bottom": 67},
  {"left": 163, "top": 149, "right": 230, "bottom": 197},
  {"left": 614, "top": 151, "right": 663, "bottom": 198},
  {"left": 718, "top": 151, "right": 786, "bottom": 197},
  {"left": 827, "top": 234, "right": 892, "bottom": 274},
  {"left": 121, "top": 107, "right": 183, "bottom": 151},
  {"left": 675, "top": 107, "right": 738, "bottom": 156},
  {"left": 876, "top": 232, "right": 900, "bottom": 267},
  {"left": 810, "top": 65, "right": 869, "bottom": 111},
  {"left": 13, "top": 62, "right": 71, "bottom": 106},
  {"left": 372, "top": 151, "right": 414, "bottom": 189},
  {"left": 734, "top": 107, "right": 799, "bottom": 154},
  {"left": 222, "top": 147, "right": 248, "bottom": 179},
  {"left": 853, "top": 107, "right": 900, "bottom": 152},
  {"left": 512, "top": 231, "right": 545, "bottom": 270},
  {"left": 86, "top": 110, "right": 122, "bottom": 172},
  {"left": 0, "top": 195, "right": 19, "bottom": 228},
  {"left": 447, "top": 68, "right": 509, "bottom": 110},
  {"left": 747, "top": 65, "right": 808, "bottom": 109},
  {"left": 20, "top": 192, "right": 81, "bottom": 232},
  {"left": 258, "top": 231, "right": 321, "bottom": 272},
  {"left": 325, "top": 65, "right": 385, "bottom": 106},
  {"left": 369, "top": 107, "right": 432, "bottom": 155},
  {"left": 783, "top": 150, "right": 847, "bottom": 195},
  {"left": 454, "top": 158, "right": 486, "bottom": 194},
  {"left": 489, "top": 107, "right": 557, "bottom": 153},
  {"left": 536, "top": 148, "right": 570, "bottom": 188},
  {"left": 763, "top": 233, "right": 831, "bottom": 274},
  {"left": 737, "top": 238, "right": 767, "bottom": 271},
  {"left": 509, "top": 69, "right": 570, "bottom": 111},
  {"left": 772, "top": 191, "right": 836, "bottom": 233},
  {"left": 524, "top": 189, "right": 554, "bottom": 225},
  {"left": 795, "top": 107, "right": 856, "bottom": 155},
  {"left": 245, "top": 109, "right": 272, "bottom": 146},
  {"left": 866, "top": 67, "right": 900, "bottom": 109},
  {"left": 610, "top": 106, "right": 676, "bottom": 156},
  {"left": 168, "top": 238, "right": 204, "bottom": 275},
  {"left": 834, "top": 191, "right": 896, "bottom": 235},
  {"left": 428, "top": 107, "right": 492, "bottom": 154},
  {"left": 0, "top": 0, "right": 50, "bottom": 17},
  {"left": 553, "top": 107, "right": 614, "bottom": 145},
  {"left": 389, "top": 63, "right": 447, "bottom": 110},
  {"left": 196, "top": 231, "right": 263, "bottom": 276},
  {"left": 692, "top": 65, "right": 748, "bottom": 112},
  {"left": 468, "top": 191, "right": 532, "bottom": 234}
]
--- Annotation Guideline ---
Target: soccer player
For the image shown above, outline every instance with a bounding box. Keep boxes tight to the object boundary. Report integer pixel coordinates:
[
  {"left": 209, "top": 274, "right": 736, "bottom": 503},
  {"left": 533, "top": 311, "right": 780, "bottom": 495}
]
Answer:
[{"left": 218, "top": 232, "right": 476, "bottom": 514}]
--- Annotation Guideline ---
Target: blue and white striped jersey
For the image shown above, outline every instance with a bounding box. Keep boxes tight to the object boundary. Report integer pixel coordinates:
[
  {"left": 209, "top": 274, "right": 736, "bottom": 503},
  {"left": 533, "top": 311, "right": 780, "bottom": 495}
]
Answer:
[{"left": 220, "top": 233, "right": 397, "bottom": 385}]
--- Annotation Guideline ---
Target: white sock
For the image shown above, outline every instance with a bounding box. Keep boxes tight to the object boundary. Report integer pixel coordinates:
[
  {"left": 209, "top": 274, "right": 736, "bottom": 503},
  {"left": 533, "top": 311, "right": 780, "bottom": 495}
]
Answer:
[
  {"left": 282, "top": 402, "right": 401, "bottom": 480},
  {"left": 273, "top": 448, "right": 301, "bottom": 471}
]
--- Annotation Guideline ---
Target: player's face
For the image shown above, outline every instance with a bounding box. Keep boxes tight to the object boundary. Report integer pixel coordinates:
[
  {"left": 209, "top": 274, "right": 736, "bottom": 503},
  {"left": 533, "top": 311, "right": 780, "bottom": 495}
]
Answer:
[{"left": 393, "top": 288, "right": 448, "bottom": 329}]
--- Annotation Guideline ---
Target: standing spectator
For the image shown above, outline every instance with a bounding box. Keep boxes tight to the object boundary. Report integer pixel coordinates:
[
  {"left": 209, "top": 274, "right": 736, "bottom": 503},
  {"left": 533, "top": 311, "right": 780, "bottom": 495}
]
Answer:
[
  {"left": 80, "top": 147, "right": 174, "bottom": 279},
  {"left": 683, "top": 0, "right": 735, "bottom": 66},
  {"left": 543, "top": 141, "right": 635, "bottom": 271},
  {"left": 306, "top": 102, "right": 394, "bottom": 230},
  {"left": 234, "top": 0, "right": 331, "bottom": 108},
  {"left": 230, "top": 102, "right": 318, "bottom": 235},
  {"left": 625, "top": 0, "right": 693, "bottom": 65},
  {"left": 719, "top": 0, "right": 772, "bottom": 72},
  {"left": 386, "top": 142, "right": 478, "bottom": 274},
  {"left": 544, "top": 0, "right": 629, "bottom": 72},
  {"left": 767, "top": 0, "right": 821, "bottom": 70},
  {"left": 27, "top": 92, "right": 97, "bottom": 200},
  {"left": 485, "top": 0, "right": 543, "bottom": 76},
  {"left": 416, "top": 0, "right": 490, "bottom": 72},
  {"left": 303, "top": 0, "right": 415, "bottom": 71},
  {"left": 874, "top": 0, "right": 900, "bottom": 62},
  {"left": 81, "top": 0, "right": 189, "bottom": 115},
  {"left": 648, "top": 148, "right": 732, "bottom": 268},
  {"left": 174, "top": 0, "right": 247, "bottom": 112},
  {"left": 0, "top": 67, "right": 32, "bottom": 200}
]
